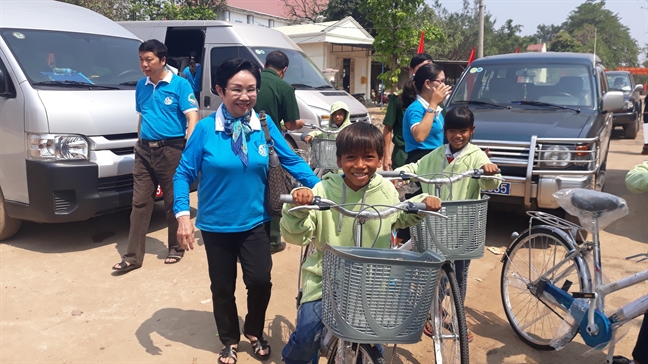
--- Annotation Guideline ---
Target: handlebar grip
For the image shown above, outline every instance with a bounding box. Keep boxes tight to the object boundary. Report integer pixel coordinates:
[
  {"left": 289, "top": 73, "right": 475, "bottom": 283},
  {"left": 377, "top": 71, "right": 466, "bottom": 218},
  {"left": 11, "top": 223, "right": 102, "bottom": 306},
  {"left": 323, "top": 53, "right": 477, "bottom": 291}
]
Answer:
[
  {"left": 279, "top": 194, "right": 295, "bottom": 204},
  {"left": 300, "top": 132, "right": 310, "bottom": 142},
  {"left": 410, "top": 202, "right": 427, "bottom": 211},
  {"left": 378, "top": 171, "right": 404, "bottom": 178}
]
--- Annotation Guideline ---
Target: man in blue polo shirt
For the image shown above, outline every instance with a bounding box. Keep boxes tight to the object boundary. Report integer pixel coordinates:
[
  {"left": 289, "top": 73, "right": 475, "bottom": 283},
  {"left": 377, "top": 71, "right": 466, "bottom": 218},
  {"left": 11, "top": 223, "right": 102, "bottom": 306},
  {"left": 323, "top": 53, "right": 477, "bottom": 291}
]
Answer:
[
  {"left": 181, "top": 51, "right": 202, "bottom": 102},
  {"left": 113, "top": 39, "right": 198, "bottom": 272}
]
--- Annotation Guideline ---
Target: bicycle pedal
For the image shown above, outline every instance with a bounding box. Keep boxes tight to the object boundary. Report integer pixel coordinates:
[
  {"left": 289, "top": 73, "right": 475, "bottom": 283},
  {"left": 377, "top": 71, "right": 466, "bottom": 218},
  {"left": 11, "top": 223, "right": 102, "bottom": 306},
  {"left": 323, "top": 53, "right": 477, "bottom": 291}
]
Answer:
[{"left": 560, "top": 280, "right": 573, "bottom": 293}]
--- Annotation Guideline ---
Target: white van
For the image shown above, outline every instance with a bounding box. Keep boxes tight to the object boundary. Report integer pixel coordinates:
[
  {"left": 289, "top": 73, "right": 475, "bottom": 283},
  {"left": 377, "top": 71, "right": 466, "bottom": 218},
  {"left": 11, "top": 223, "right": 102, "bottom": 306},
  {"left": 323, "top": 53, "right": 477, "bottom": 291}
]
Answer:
[
  {"left": 0, "top": 0, "right": 143, "bottom": 240},
  {"left": 119, "top": 20, "right": 370, "bottom": 152}
]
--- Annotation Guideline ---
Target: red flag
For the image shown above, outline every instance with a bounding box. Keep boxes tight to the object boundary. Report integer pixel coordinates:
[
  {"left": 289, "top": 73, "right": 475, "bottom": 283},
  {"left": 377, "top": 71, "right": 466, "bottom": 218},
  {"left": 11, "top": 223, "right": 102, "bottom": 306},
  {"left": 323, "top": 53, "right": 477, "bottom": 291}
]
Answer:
[
  {"left": 515, "top": 46, "right": 520, "bottom": 53},
  {"left": 417, "top": 31, "right": 425, "bottom": 54},
  {"left": 467, "top": 48, "right": 476, "bottom": 65}
]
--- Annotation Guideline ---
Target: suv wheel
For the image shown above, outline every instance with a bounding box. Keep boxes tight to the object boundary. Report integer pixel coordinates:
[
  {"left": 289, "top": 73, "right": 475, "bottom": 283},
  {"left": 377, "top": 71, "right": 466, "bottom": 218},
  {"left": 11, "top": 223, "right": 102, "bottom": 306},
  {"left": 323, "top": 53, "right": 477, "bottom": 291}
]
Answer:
[
  {"left": 0, "top": 189, "right": 21, "bottom": 241},
  {"left": 624, "top": 112, "right": 639, "bottom": 139}
]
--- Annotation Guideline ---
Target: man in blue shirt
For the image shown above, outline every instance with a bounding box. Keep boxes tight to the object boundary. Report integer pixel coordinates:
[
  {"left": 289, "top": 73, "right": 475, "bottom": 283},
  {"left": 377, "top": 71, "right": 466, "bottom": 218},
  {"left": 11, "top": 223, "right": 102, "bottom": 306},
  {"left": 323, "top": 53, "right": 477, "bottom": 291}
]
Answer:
[
  {"left": 113, "top": 39, "right": 198, "bottom": 272},
  {"left": 182, "top": 51, "right": 202, "bottom": 103}
]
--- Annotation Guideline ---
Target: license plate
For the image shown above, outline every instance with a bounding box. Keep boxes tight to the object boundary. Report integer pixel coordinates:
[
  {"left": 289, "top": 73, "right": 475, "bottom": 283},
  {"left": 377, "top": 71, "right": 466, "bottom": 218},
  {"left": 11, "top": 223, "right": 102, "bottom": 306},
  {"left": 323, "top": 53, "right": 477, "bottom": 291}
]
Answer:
[
  {"left": 482, "top": 182, "right": 511, "bottom": 196},
  {"left": 155, "top": 185, "right": 163, "bottom": 198}
]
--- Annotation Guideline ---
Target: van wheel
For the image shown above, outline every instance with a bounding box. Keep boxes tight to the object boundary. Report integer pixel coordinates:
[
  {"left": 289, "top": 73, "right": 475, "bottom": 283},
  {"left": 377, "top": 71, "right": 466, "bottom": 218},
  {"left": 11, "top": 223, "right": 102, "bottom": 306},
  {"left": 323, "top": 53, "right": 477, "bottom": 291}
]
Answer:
[{"left": 0, "top": 189, "right": 21, "bottom": 241}]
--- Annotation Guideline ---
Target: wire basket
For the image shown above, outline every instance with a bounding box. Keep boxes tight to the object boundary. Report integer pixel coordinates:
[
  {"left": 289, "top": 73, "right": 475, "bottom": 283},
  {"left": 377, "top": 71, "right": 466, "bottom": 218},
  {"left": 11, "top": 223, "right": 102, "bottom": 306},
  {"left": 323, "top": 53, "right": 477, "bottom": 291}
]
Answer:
[
  {"left": 321, "top": 244, "right": 444, "bottom": 344},
  {"left": 411, "top": 196, "right": 490, "bottom": 260},
  {"left": 311, "top": 138, "right": 338, "bottom": 169}
]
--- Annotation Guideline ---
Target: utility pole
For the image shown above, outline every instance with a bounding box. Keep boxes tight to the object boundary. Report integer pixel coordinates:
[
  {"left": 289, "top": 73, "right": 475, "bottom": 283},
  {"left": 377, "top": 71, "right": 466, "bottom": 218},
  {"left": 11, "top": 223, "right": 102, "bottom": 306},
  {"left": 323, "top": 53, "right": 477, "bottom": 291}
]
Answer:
[{"left": 478, "top": 0, "right": 484, "bottom": 58}]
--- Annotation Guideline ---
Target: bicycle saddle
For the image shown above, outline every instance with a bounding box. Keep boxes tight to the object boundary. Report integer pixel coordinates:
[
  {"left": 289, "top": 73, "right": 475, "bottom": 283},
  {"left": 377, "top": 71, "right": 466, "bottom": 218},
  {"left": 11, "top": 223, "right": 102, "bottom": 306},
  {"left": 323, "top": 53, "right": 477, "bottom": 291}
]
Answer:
[{"left": 570, "top": 189, "right": 626, "bottom": 213}]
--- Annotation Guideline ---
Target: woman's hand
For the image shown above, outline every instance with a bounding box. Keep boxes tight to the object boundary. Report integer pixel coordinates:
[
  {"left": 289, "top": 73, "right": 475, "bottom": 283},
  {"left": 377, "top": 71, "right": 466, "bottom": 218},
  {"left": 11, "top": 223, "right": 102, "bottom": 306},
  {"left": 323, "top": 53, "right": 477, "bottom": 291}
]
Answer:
[
  {"left": 303, "top": 135, "right": 313, "bottom": 144},
  {"left": 482, "top": 163, "right": 499, "bottom": 175},
  {"left": 292, "top": 188, "right": 314, "bottom": 205},
  {"left": 177, "top": 215, "right": 195, "bottom": 251},
  {"left": 422, "top": 196, "right": 442, "bottom": 212},
  {"left": 428, "top": 83, "right": 452, "bottom": 107}
]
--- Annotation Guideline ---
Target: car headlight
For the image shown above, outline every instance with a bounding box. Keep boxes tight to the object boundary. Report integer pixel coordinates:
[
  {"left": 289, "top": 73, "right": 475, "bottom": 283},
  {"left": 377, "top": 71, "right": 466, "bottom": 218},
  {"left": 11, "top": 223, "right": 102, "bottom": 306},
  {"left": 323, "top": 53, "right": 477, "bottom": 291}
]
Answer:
[
  {"left": 623, "top": 100, "right": 633, "bottom": 110},
  {"left": 28, "top": 133, "right": 89, "bottom": 161},
  {"left": 540, "top": 145, "right": 571, "bottom": 167}
]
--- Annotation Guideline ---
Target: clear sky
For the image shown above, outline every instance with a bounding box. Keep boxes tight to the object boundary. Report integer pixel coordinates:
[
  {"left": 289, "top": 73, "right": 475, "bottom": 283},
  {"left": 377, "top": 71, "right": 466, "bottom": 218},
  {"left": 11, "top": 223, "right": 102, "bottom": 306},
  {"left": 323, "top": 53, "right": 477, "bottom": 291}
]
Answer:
[{"left": 429, "top": 0, "right": 647, "bottom": 52}]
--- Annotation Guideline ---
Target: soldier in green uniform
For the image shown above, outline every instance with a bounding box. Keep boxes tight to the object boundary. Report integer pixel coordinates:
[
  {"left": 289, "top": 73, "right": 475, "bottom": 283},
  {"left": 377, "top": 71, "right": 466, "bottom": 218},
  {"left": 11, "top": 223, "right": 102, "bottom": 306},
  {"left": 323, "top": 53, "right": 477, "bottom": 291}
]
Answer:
[{"left": 255, "top": 50, "right": 304, "bottom": 254}]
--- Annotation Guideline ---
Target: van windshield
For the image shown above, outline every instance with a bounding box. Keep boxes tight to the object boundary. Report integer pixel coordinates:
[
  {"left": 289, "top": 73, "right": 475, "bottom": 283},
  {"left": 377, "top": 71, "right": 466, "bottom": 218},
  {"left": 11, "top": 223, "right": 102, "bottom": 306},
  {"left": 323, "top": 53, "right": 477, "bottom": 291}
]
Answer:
[
  {"left": 451, "top": 63, "right": 594, "bottom": 109},
  {"left": 251, "top": 47, "right": 333, "bottom": 90},
  {"left": 1, "top": 29, "right": 142, "bottom": 89}
]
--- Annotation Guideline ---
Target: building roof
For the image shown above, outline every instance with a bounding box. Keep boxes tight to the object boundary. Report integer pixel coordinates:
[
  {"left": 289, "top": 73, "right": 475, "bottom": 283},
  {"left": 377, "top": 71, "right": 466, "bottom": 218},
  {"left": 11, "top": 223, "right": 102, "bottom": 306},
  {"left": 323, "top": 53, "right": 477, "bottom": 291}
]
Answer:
[
  {"left": 526, "top": 44, "right": 546, "bottom": 52},
  {"left": 275, "top": 16, "right": 373, "bottom": 46},
  {"left": 226, "top": 0, "right": 291, "bottom": 19}
]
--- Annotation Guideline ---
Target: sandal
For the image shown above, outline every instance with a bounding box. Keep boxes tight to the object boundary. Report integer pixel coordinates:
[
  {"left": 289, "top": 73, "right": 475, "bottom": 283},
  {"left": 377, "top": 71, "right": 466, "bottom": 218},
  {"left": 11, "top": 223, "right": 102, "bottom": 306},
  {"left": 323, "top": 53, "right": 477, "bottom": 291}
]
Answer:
[
  {"left": 218, "top": 345, "right": 237, "bottom": 364},
  {"left": 164, "top": 254, "right": 182, "bottom": 264},
  {"left": 112, "top": 260, "right": 141, "bottom": 272},
  {"left": 245, "top": 334, "right": 271, "bottom": 360}
]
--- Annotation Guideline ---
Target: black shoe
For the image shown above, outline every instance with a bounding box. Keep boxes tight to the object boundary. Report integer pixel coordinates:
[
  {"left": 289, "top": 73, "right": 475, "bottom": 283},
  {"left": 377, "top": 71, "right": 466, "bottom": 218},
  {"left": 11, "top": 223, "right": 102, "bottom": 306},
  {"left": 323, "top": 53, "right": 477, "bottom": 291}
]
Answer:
[{"left": 270, "top": 241, "right": 286, "bottom": 254}]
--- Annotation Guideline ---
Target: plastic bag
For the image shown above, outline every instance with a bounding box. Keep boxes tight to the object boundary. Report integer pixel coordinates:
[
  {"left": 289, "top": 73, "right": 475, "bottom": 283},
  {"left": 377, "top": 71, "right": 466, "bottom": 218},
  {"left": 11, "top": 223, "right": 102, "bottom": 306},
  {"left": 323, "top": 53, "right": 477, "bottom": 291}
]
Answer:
[{"left": 553, "top": 189, "right": 628, "bottom": 234}]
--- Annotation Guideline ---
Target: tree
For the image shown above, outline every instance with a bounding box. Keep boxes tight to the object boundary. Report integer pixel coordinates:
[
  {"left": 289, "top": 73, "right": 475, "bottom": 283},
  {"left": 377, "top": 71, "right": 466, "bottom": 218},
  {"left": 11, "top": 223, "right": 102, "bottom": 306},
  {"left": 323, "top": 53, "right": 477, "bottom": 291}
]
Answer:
[
  {"left": 535, "top": 24, "right": 561, "bottom": 44},
  {"left": 57, "top": 0, "right": 224, "bottom": 21},
  {"left": 491, "top": 19, "right": 537, "bottom": 55},
  {"left": 561, "top": 0, "right": 638, "bottom": 67},
  {"left": 362, "top": 0, "right": 442, "bottom": 87},
  {"left": 281, "top": 0, "right": 328, "bottom": 23},
  {"left": 549, "top": 31, "right": 582, "bottom": 53},
  {"left": 324, "top": 0, "right": 375, "bottom": 36}
]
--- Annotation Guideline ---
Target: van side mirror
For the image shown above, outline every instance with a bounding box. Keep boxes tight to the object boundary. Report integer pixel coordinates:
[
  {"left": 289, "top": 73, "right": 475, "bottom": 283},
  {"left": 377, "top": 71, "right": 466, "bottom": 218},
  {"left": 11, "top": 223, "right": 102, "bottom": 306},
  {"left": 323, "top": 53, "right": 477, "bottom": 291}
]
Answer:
[
  {"left": 0, "top": 69, "right": 6, "bottom": 94},
  {"left": 0, "top": 68, "right": 16, "bottom": 98},
  {"left": 601, "top": 91, "right": 623, "bottom": 112},
  {"left": 634, "top": 84, "right": 643, "bottom": 93}
]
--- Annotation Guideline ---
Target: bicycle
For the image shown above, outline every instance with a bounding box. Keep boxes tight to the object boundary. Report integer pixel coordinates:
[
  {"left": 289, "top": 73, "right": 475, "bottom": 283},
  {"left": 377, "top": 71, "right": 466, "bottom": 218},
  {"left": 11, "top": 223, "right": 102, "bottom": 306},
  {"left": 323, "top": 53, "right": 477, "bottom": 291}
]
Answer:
[
  {"left": 380, "top": 168, "right": 502, "bottom": 364},
  {"left": 499, "top": 188, "right": 647, "bottom": 364},
  {"left": 300, "top": 124, "right": 342, "bottom": 178},
  {"left": 280, "top": 194, "right": 447, "bottom": 364}
]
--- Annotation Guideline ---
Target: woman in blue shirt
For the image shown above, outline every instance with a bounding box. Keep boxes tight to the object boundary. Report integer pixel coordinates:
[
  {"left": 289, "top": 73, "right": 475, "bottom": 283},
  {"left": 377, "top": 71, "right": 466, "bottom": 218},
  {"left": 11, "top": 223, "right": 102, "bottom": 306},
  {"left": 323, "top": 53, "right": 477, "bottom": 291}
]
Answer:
[
  {"left": 173, "top": 58, "right": 318, "bottom": 364},
  {"left": 402, "top": 63, "right": 452, "bottom": 163}
]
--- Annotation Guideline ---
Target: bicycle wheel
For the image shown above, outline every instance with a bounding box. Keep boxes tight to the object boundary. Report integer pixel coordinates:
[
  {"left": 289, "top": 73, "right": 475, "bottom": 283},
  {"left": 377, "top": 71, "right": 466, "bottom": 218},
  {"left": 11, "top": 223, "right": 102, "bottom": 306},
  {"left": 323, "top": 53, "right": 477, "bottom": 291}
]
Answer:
[
  {"left": 500, "top": 226, "right": 590, "bottom": 350},
  {"left": 326, "top": 338, "right": 384, "bottom": 364},
  {"left": 433, "top": 262, "right": 469, "bottom": 364}
]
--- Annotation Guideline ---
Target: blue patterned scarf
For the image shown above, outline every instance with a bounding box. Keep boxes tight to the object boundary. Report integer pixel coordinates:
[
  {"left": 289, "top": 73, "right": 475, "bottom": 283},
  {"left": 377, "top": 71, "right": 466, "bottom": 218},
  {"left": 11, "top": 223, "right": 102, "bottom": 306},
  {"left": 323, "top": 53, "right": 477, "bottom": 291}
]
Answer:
[{"left": 222, "top": 107, "right": 253, "bottom": 166}]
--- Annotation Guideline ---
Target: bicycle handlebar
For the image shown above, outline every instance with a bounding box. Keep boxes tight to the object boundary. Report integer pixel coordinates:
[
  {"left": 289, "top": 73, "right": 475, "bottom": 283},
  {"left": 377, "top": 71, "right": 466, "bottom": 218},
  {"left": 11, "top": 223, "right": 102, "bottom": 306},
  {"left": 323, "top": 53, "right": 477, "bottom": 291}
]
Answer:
[
  {"left": 302, "top": 124, "right": 342, "bottom": 134},
  {"left": 379, "top": 169, "right": 502, "bottom": 185},
  {"left": 279, "top": 194, "right": 447, "bottom": 220}
]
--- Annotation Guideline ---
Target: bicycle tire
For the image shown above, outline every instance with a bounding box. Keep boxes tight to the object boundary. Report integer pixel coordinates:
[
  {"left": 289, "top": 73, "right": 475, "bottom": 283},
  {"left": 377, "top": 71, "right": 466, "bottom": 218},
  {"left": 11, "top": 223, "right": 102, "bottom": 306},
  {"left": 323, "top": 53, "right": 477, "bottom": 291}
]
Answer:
[
  {"left": 500, "top": 226, "right": 590, "bottom": 351},
  {"left": 326, "top": 338, "right": 384, "bottom": 364},
  {"left": 433, "top": 262, "right": 469, "bottom": 364}
]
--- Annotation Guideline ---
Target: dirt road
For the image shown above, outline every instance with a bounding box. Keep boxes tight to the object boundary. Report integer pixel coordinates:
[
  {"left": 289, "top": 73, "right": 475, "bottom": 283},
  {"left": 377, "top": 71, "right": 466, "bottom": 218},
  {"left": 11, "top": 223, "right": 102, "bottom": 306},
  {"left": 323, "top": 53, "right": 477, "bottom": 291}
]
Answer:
[{"left": 1, "top": 125, "right": 646, "bottom": 363}]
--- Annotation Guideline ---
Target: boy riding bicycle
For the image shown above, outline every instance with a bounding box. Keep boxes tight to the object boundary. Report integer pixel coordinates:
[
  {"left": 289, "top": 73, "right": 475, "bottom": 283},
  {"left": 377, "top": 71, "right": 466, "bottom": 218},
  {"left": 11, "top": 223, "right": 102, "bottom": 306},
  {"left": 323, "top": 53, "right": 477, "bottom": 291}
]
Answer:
[
  {"left": 394, "top": 106, "right": 500, "bottom": 342},
  {"left": 303, "top": 101, "right": 352, "bottom": 144},
  {"left": 280, "top": 122, "right": 442, "bottom": 364}
]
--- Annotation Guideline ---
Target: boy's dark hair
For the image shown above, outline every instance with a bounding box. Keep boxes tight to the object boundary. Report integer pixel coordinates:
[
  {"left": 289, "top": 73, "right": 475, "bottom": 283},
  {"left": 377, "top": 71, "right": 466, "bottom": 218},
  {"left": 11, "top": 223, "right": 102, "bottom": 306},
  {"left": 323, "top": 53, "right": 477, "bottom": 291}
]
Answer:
[
  {"left": 444, "top": 106, "right": 475, "bottom": 132},
  {"left": 413, "top": 63, "right": 444, "bottom": 93},
  {"left": 265, "top": 50, "right": 289, "bottom": 70},
  {"left": 139, "top": 39, "right": 168, "bottom": 62},
  {"left": 409, "top": 53, "right": 434, "bottom": 70},
  {"left": 336, "top": 122, "right": 384, "bottom": 158},
  {"left": 215, "top": 58, "right": 261, "bottom": 91}
]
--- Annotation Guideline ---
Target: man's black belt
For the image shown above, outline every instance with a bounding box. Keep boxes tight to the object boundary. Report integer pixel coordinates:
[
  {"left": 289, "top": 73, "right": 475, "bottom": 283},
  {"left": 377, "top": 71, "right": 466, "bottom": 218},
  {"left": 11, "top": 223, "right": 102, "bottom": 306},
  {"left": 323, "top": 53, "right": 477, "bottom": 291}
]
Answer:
[{"left": 140, "top": 137, "right": 186, "bottom": 148}]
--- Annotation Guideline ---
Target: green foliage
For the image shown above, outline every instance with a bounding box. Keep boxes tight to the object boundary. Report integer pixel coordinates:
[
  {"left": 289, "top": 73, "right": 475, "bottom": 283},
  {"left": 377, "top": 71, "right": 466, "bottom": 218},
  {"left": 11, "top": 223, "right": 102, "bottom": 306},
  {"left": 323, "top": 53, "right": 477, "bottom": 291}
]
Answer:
[
  {"left": 362, "top": 0, "right": 442, "bottom": 87},
  {"left": 57, "top": 0, "right": 224, "bottom": 21},
  {"left": 324, "top": 0, "right": 375, "bottom": 36},
  {"left": 549, "top": 31, "right": 582, "bottom": 53},
  {"left": 491, "top": 19, "right": 537, "bottom": 55},
  {"left": 557, "top": 0, "right": 638, "bottom": 67},
  {"left": 535, "top": 24, "right": 562, "bottom": 44}
]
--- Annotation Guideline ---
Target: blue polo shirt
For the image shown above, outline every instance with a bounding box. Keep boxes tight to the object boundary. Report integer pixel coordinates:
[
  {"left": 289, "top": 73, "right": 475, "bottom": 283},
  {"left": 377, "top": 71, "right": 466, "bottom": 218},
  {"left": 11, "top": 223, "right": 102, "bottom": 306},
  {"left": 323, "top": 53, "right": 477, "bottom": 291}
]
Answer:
[
  {"left": 182, "top": 64, "right": 202, "bottom": 92},
  {"left": 136, "top": 71, "right": 198, "bottom": 141},
  {"left": 173, "top": 106, "right": 320, "bottom": 233},
  {"left": 402, "top": 96, "right": 445, "bottom": 153}
]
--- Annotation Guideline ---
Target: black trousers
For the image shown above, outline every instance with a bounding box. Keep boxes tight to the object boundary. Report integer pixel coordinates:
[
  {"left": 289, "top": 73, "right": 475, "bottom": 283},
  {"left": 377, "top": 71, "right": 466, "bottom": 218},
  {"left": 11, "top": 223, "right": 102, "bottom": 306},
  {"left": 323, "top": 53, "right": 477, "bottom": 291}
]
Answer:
[
  {"left": 397, "top": 148, "right": 434, "bottom": 241},
  {"left": 634, "top": 313, "right": 648, "bottom": 363},
  {"left": 202, "top": 223, "right": 273, "bottom": 346}
]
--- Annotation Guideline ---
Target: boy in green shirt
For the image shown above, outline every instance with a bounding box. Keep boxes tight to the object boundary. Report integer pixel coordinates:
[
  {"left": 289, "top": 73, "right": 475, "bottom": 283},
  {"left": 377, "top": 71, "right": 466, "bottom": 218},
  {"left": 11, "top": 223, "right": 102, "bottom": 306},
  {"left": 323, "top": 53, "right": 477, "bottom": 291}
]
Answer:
[
  {"left": 395, "top": 106, "right": 500, "bottom": 342},
  {"left": 280, "top": 122, "right": 441, "bottom": 363}
]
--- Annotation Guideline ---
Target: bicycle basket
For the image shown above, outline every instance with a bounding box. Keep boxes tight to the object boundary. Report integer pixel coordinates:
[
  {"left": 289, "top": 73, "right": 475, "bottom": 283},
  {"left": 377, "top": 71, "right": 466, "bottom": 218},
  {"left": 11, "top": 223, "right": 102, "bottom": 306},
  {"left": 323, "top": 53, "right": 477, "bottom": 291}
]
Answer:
[
  {"left": 321, "top": 244, "right": 443, "bottom": 344},
  {"left": 411, "top": 196, "right": 489, "bottom": 260},
  {"left": 311, "top": 138, "right": 338, "bottom": 169}
]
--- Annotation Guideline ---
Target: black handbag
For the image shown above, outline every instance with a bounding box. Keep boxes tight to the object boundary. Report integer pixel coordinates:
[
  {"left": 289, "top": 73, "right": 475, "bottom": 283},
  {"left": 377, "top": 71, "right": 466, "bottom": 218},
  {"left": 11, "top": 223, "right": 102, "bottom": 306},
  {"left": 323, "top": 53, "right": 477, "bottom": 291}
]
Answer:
[{"left": 259, "top": 111, "right": 294, "bottom": 217}]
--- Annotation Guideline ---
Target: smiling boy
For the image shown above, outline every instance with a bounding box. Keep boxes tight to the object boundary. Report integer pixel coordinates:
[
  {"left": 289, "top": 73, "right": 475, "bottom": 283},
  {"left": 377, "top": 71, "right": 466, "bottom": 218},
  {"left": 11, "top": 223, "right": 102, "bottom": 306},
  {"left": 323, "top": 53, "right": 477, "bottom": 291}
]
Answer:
[{"left": 280, "top": 122, "right": 441, "bottom": 363}]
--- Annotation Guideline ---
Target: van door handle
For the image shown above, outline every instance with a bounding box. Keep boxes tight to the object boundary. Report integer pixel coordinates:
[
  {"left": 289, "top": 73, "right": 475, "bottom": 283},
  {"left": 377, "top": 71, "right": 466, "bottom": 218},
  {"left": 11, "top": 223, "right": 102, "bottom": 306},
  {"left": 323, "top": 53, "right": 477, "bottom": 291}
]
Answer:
[{"left": 204, "top": 96, "right": 211, "bottom": 108}]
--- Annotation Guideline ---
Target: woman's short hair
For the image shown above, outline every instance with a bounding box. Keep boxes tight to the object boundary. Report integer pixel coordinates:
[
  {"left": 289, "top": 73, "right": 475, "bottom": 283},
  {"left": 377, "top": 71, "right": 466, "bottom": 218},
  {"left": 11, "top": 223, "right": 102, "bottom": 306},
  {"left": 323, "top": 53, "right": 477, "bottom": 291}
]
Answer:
[
  {"left": 336, "top": 122, "right": 384, "bottom": 158},
  {"left": 413, "top": 63, "right": 444, "bottom": 94},
  {"left": 444, "top": 106, "right": 475, "bottom": 131},
  {"left": 215, "top": 58, "right": 261, "bottom": 91}
]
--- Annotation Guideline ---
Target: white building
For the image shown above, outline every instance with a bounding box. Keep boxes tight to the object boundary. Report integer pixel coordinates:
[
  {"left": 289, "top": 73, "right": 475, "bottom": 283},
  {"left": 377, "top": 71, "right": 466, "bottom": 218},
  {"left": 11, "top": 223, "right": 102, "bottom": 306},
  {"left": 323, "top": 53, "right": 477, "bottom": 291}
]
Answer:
[
  {"left": 276, "top": 17, "right": 374, "bottom": 99},
  {"left": 218, "top": 0, "right": 291, "bottom": 28}
]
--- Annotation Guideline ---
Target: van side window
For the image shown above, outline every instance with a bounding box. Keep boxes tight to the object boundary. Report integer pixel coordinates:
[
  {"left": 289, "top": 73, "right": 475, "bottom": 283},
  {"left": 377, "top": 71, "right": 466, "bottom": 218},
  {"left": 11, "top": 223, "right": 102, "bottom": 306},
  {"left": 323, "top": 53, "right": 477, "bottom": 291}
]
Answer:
[
  {"left": 0, "top": 58, "right": 16, "bottom": 98},
  {"left": 210, "top": 46, "right": 261, "bottom": 91}
]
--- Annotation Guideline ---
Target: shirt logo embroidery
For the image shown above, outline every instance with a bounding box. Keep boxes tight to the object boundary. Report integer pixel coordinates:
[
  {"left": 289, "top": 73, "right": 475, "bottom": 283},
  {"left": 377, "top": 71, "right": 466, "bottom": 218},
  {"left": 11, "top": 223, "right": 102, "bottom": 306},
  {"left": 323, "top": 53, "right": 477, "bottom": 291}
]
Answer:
[
  {"left": 164, "top": 96, "right": 173, "bottom": 105},
  {"left": 258, "top": 144, "right": 267, "bottom": 157},
  {"left": 188, "top": 93, "right": 197, "bottom": 106}
]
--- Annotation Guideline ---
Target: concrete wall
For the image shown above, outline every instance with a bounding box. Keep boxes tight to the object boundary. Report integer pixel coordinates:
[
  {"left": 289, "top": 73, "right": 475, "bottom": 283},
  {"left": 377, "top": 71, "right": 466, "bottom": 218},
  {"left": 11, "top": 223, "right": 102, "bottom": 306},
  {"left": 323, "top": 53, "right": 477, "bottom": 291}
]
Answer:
[{"left": 226, "top": 9, "right": 289, "bottom": 28}]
